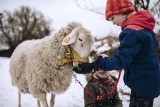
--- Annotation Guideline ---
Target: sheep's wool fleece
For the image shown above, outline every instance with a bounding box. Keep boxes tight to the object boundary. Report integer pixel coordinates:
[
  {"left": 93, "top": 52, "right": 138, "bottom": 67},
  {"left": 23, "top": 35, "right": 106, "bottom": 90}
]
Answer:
[{"left": 10, "top": 22, "right": 83, "bottom": 97}]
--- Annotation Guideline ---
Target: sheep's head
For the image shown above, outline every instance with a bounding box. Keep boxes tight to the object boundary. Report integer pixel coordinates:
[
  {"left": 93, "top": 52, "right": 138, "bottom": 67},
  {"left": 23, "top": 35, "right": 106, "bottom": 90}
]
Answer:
[{"left": 62, "top": 27, "right": 95, "bottom": 67}]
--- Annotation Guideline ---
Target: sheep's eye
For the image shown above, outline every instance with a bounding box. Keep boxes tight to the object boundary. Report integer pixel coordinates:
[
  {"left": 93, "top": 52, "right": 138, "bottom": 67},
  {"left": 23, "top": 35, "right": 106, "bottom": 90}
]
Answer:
[{"left": 78, "top": 38, "right": 82, "bottom": 42}]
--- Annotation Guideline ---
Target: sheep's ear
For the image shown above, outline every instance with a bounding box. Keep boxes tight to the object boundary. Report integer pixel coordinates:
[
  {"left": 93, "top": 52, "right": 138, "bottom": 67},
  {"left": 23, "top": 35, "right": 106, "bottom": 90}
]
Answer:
[{"left": 62, "top": 27, "right": 80, "bottom": 45}]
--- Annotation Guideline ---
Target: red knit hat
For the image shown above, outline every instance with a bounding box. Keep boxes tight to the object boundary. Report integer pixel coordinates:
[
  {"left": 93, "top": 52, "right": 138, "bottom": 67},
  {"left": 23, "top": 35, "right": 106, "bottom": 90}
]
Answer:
[{"left": 105, "top": 0, "right": 135, "bottom": 20}]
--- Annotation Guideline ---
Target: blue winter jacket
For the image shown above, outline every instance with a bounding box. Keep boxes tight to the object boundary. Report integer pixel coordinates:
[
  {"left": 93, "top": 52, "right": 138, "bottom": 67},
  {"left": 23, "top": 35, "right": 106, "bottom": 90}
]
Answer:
[{"left": 98, "top": 10, "right": 160, "bottom": 98}]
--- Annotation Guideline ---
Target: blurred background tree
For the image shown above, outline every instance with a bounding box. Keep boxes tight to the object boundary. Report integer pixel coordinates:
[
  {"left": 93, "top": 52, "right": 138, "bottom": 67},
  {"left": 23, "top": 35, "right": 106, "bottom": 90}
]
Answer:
[{"left": 0, "top": 6, "right": 52, "bottom": 57}]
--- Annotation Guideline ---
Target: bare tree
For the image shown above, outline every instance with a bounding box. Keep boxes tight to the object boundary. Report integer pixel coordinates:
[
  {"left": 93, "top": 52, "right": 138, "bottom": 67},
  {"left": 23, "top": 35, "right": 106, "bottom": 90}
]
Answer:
[
  {"left": 74, "top": 0, "right": 105, "bottom": 16},
  {"left": 0, "top": 6, "right": 52, "bottom": 57},
  {"left": 74, "top": 0, "right": 152, "bottom": 14},
  {"left": 150, "top": 0, "right": 160, "bottom": 32},
  {"left": 134, "top": 0, "right": 150, "bottom": 11}
]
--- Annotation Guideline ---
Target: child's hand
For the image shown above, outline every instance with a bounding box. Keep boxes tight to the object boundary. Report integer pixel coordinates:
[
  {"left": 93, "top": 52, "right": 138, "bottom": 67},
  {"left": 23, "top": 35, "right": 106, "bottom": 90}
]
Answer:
[
  {"left": 72, "top": 62, "right": 101, "bottom": 74},
  {"left": 72, "top": 54, "right": 106, "bottom": 74}
]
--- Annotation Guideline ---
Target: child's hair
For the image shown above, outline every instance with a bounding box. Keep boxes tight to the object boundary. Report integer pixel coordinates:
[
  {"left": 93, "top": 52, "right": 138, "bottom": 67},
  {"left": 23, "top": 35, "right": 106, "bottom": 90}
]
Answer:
[{"left": 123, "top": 11, "right": 133, "bottom": 17}]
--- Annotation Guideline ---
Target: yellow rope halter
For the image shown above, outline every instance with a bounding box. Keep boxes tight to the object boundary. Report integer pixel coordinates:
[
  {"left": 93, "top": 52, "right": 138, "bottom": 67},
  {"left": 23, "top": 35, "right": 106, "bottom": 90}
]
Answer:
[{"left": 60, "top": 46, "right": 89, "bottom": 65}]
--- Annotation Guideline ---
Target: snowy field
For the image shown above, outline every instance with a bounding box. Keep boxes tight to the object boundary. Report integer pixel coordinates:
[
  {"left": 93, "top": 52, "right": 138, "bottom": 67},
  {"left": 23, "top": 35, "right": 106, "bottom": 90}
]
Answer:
[{"left": 0, "top": 57, "right": 160, "bottom": 107}]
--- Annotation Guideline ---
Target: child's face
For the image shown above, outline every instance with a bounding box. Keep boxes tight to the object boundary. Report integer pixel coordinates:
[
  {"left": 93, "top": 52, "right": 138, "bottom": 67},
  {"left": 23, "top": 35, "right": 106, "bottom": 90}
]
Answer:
[
  {"left": 109, "top": 13, "right": 126, "bottom": 26},
  {"left": 95, "top": 70, "right": 110, "bottom": 79}
]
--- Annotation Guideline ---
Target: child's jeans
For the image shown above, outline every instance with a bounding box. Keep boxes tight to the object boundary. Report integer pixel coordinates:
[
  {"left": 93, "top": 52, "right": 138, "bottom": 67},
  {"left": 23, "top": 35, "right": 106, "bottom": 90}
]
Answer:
[{"left": 129, "top": 91, "right": 154, "bottom": 107}]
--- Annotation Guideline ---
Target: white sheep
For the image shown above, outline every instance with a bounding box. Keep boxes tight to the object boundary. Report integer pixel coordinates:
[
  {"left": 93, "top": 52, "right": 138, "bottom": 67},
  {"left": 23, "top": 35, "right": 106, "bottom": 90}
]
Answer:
[{"left": 10, "top": 21, "right": 95, "bottom": 107}]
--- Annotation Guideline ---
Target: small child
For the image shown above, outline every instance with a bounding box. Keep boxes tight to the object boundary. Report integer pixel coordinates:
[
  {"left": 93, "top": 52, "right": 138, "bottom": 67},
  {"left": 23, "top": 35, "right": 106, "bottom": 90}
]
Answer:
[{"left": 84, "top": 70, "right": 122, "bottom": 107}]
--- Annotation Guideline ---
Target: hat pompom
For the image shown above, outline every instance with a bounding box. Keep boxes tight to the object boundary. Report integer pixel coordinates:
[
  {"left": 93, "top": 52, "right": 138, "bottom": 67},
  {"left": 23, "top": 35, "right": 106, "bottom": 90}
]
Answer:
[{"left": 105, "top": 0, "right": 134, "bottom": 20}]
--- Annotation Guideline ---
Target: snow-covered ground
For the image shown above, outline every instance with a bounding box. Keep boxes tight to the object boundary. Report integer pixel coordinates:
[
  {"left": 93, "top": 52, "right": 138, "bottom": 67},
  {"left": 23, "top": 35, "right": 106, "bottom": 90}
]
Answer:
[{"left": 0, "top": 57, "right": 160, "bottom": 107}]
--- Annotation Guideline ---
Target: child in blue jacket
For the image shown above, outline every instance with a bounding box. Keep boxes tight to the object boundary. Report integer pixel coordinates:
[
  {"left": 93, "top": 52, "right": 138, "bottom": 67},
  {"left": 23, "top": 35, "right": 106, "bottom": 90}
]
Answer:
[{"left": 73, "top": 0, "right": 160, "bottom": 107}]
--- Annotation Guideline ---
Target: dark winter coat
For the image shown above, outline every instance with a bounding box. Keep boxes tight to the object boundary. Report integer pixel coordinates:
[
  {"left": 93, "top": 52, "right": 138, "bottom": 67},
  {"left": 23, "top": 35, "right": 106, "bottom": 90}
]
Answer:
[
  {"left": 84, "top": 75, "right": 122, "bottom": 107},
  {"left": 97, "top": 10, "right": 160, "bottom": 99}
]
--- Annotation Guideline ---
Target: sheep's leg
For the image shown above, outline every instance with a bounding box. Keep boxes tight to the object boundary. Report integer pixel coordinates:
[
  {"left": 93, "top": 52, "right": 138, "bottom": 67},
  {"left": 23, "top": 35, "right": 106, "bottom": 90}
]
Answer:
[
  {"left": 37, "top": 99, "right": 41, "bottom": 107},
  {"left": 37, "top": 94, "right": 48, "bottom": 107},
  {"left": 18, "top": 91, "right": 21, "bottom": 107},
  {"left": 49, "top": 93, "right": 55, "bottom": 107}
]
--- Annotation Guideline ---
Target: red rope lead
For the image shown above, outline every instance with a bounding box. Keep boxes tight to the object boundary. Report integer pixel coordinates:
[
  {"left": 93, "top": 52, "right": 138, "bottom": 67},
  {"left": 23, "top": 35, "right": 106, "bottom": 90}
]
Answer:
[
  {"left": 102, "top": 69, "right": 122, "bottom": 97},
  {"left": 77, "top": 81, "right": 97, "bottom": 99},
  {"left": 76, "top": 69, "right": 122, "bottom": 100}
]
